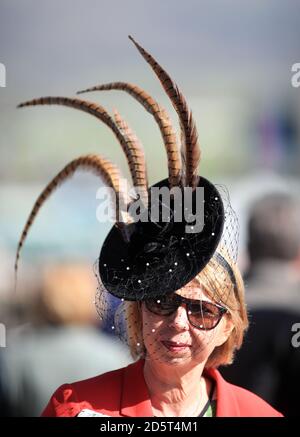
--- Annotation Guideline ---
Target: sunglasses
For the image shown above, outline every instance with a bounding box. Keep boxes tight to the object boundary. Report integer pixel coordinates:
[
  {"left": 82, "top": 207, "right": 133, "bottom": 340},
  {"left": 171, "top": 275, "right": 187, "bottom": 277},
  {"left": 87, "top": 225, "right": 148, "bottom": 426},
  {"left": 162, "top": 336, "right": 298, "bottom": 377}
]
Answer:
[{"left": 145, "top": 294, "right": 228, "bottom": 330}]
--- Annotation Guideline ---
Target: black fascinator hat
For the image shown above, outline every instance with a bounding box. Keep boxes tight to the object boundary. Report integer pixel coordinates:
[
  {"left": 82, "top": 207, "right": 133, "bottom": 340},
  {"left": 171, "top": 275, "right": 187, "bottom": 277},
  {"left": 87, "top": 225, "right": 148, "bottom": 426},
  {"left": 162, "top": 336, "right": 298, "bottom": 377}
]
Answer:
[
  {"left": 99, "top": 176, "right": 224, "bottom": 300},
  {"left": 15, "top": 36, "right": 236, "bottom": 303}
]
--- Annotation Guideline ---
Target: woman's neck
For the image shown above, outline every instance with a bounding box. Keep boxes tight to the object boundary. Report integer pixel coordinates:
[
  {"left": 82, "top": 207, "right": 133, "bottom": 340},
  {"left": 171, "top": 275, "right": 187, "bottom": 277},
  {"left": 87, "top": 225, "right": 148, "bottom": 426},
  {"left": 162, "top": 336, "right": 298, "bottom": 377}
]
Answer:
[{"left": 143, "top": 359, "right": 209, "bottom": 417}]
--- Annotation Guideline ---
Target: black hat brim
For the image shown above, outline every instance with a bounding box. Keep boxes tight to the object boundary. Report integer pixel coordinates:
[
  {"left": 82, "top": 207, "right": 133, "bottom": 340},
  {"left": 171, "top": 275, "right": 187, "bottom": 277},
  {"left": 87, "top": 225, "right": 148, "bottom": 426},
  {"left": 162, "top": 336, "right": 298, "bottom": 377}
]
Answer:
[{"left": 99, "top": 176, "right": 224, "bottom": 301}]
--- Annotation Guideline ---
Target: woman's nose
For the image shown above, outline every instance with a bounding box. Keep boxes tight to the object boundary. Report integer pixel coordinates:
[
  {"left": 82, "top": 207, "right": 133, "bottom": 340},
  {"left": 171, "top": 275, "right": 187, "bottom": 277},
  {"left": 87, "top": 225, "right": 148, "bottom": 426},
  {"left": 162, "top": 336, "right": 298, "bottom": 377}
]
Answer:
[{"left": 168, "top": 305, "right": 190, "bottom": 330}]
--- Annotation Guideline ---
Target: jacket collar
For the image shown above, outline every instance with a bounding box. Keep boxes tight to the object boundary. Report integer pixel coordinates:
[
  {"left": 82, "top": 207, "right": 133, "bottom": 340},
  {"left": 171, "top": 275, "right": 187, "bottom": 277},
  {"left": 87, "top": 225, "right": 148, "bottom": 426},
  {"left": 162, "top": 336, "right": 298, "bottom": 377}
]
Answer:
[
  {"left": 205, "top": 367, "right": 240, "bottom": 416},
  {"left": 121, "top": 359, "right": 153, "bottom": 417}
]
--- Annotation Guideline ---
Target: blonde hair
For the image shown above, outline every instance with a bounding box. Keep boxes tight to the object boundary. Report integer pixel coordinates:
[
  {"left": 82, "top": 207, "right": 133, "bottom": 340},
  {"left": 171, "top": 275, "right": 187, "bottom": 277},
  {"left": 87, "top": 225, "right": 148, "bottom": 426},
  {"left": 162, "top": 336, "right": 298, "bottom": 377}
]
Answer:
[{"left": 124, "top": 254, "right": 248, "bottom": 368}]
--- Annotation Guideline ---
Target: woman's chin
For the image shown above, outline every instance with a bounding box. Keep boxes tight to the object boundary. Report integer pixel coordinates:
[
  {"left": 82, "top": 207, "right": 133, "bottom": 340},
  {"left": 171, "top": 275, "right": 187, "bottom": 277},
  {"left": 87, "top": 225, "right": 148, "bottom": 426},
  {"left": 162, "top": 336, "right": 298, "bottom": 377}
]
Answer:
[{"left": 146, "top": 346, "right": 207, "bottom": 367}]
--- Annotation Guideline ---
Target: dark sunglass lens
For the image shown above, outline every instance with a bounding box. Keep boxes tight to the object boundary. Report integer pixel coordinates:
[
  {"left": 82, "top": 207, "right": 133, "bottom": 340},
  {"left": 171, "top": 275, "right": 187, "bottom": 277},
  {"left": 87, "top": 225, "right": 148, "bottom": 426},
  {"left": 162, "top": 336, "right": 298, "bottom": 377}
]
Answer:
[
  {"left": 201, "top": 301, "right": 222, "bottom": 317},
  {"left": 188, "top": 301, "right": 223, "bottom": 330},
  {"left": 146, "top": 297, "right": 177, "bottom": 316}
]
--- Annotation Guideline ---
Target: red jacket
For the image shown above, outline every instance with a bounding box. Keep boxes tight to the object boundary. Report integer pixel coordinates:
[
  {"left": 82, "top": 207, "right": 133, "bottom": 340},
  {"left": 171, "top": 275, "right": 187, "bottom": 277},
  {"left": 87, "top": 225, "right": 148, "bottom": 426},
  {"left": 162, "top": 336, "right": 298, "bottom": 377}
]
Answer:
[{"left": 42, "top": 359, "right": 283, "bottom": 417}]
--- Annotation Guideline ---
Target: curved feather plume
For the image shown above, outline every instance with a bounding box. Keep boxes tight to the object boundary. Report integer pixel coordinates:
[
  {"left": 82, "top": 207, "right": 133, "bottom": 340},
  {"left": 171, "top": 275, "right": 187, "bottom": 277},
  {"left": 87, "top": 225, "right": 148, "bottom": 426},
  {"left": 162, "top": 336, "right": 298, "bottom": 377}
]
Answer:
[
  {"left": 14, "top": 154, "right": 133, "bottom": 282},
  {"left": 17, "top": 97, "right": 148, "bottom": 192},
  {"left": 128, "top": 35, "right": 200, "bottom": 188},
  {"left": 113, "top": 108, "right": 148, "bottom": 208},
  {"left": 77, "top": 82, "right": 181, "bottom": 187}
]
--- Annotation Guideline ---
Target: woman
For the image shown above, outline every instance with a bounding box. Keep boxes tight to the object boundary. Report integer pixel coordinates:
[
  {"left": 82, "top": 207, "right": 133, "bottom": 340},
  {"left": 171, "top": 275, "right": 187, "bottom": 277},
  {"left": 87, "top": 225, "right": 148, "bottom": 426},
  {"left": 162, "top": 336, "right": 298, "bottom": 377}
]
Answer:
[
  {"left": 15, "top": 36, "right": 283, "bottom": 417},
  {"left": 40, "top": 256, "right": 281, "bottom": 417}
]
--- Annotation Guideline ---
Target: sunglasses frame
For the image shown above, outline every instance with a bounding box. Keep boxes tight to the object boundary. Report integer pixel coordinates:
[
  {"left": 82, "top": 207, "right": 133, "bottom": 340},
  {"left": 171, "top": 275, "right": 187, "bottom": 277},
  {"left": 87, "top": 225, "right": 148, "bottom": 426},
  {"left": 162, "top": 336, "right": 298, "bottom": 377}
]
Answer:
[{"left": 145, "top": 294, "right": 228, "bottom": 330}]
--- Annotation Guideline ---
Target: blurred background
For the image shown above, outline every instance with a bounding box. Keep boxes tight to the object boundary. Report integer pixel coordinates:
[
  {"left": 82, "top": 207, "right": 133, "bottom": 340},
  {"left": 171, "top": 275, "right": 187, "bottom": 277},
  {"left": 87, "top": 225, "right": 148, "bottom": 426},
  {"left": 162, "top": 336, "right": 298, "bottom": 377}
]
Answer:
[{"left": 0, "top": 0, "right": 300, "bottom": 416}]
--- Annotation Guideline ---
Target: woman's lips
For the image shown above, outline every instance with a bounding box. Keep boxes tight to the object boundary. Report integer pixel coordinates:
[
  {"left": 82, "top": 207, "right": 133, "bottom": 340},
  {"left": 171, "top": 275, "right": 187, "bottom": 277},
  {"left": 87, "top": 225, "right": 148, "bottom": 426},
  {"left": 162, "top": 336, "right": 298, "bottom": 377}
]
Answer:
[{"left": 161, "top": 340, "right": 191, "bottom": 352}]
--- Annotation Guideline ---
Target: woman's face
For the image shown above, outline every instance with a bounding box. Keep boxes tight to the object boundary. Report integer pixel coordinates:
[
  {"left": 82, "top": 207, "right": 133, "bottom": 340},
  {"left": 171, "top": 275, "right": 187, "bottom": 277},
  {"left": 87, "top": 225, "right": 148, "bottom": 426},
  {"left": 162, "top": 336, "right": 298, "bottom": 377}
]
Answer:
[{"left": 141, "top": 282, "right": 233, "bottom": 368}]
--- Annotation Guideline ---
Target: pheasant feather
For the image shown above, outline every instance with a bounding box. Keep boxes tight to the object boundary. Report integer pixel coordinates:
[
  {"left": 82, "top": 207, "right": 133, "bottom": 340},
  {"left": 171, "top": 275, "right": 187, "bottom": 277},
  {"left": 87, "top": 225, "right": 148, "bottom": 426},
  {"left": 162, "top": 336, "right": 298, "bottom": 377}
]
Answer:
[
  {"left": 77, "top": 82, "right": 181, "bottom": 187},
  {"left": 18, "top": 97, "right": 148, "bottom": 192},
  {"left": 128, "top": 35, "right": 200, "bottom": 188},
  {"left": 14, "top": 154, "right": 132, "bottom": 281}
]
